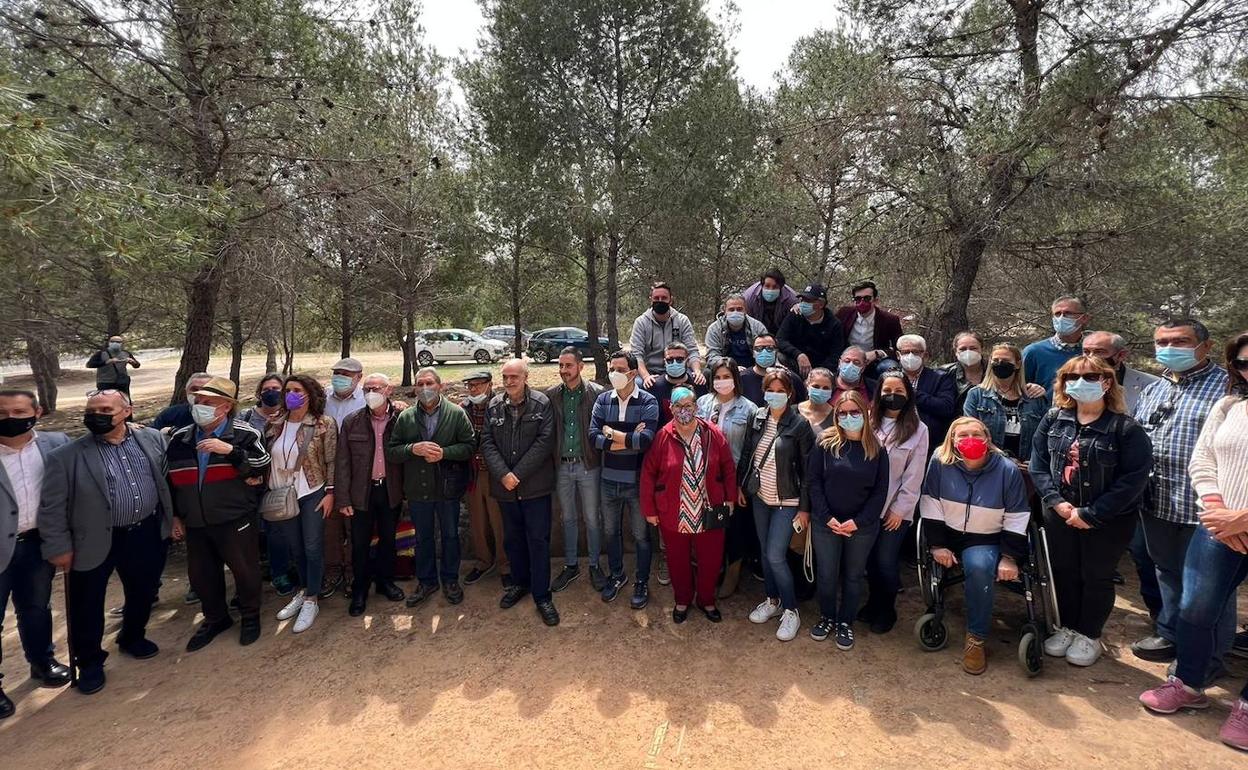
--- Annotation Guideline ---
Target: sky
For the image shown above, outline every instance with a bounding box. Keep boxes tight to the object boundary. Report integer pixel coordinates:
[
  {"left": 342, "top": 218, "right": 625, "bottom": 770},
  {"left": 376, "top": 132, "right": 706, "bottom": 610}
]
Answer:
[{"left": 417, "top": 0, "right": 845, "bottom": 93}]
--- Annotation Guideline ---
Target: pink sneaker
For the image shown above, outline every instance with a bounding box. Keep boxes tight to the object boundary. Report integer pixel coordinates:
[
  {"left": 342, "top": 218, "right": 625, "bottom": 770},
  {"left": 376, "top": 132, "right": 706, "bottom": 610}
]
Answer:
[
  {"left": 1221, "top": 700, "right": 1248, "bottom": 751},
  {"left": 1139, "top": 677, "right": 1210, "bottom": 714}
]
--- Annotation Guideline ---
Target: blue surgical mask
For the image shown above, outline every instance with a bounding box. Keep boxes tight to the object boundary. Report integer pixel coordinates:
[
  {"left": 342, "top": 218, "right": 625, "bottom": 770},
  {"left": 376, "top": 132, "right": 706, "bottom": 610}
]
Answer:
[
  {"left": 761, "top": 288, "right": 781, "bottom": 302},
  {"left": 838, "top": 413, "right": 865, "bottom": 432},
  {"left": 754, "top": 348, "right": 776, "bottom": 367},
  {"left": 763, "top": 391, "right": 789, "bottom": 410},
  {"left": 331, "top": 374, "right": 354, "bottom": 393},
  {"left": 1052, "top": 315, "right": 1080, "bottom": 336},
  {"left": 798, "top": 302, "right": 815, "bottom": 317},
  {"left": 665, "top": 360, "right": 687, "bottom": 378},
  {"left": 808, "top": 386, "right": 832, "bottom": 405},
  {"left": 725, "top": 311, "right": 745, "bottom": 327},
  {"left": 838, "top": 362, "right": 862, "bottom": 383},
  {"left": 1064, "top": 376, "right": 1106, "bottom": 404},
  {"left": 1155, "top": 345, "right": 1199, "bottom": 373}
]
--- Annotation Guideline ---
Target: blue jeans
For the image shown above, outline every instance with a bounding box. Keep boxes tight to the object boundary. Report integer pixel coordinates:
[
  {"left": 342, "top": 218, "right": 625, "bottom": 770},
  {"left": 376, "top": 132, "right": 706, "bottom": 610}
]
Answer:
[
  {"left": 272, "top": 488, "right": 326, "bottom": 596},
  {"left": 811, "top": 520, "right": 879, "bottom": 624},
  {"left": 752, "top": 499, "right": 798, "bottom": 610},
  {"left": 0, "top": 536, "right": 56, "bottom": 679},
  {"left": 1141, "top": 515, "right": 1236, "bottom": 668},
  {"left": 602, "top": 480, "right": 650, "bottom": 582},
  {"left": 410, "top": 500, "right": 462, "bottom": 587},
  {"left": 262, "top": 519, "right": 292, "bottom": 583},
  {"left": 865, "top": 520, "right": 911, "bottom": 618},
  {"left": 1175, "top": 525, "right": 1248, "bottom": 696},
  {"left": 556, "top": 461, "right": 602, "bottom": 568},
  {"left": 960, "top": 544, "right": 1000, "bottom": 639},
  {"left": 500, "top": 496, "right": 553, "bottom": 603}
]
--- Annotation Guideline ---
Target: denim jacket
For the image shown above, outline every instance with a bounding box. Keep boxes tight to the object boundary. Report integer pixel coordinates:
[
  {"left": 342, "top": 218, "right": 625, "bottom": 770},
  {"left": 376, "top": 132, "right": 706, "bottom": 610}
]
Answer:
[
  {"left": 1028, "top": 408, "right": 1153, "bottom": 527},
  {"left": 696, "top": 394, "right": 755, "bottom": 464},
  {"left": 963, "top": 386, "right": 1048, "bottom": 460}
]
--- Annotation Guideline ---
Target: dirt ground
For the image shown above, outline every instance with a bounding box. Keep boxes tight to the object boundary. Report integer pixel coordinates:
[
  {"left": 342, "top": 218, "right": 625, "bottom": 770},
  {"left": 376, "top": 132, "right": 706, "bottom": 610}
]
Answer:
[{"left": 4, "top": 352, "right": 1247, "bottom": 767}]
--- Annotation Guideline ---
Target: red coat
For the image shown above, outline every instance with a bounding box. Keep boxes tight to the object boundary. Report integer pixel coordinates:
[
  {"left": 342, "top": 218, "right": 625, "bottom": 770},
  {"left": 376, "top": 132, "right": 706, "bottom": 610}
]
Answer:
[{"left": 640, "top": 418, "right": 738, "bottom": 530}]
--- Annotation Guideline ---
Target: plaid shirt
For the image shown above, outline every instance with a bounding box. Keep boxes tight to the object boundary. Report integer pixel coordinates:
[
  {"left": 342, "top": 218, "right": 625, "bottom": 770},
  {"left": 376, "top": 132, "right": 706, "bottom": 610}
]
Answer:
[
  {"left": 1132, "top": 360, "right": 1229, "bottom": 525},
  {"left": 467, "top": 401, "right": 488, "bottom": 472}
]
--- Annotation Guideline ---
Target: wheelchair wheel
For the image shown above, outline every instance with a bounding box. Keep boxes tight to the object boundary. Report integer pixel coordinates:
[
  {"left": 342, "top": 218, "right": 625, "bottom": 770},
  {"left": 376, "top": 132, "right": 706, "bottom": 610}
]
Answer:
[
  {"left": 915, "top": 613, "right": 948, "bottom": 652},
  {"left": 1018, "top": 626, "right": 1043, "bottom": 677}
]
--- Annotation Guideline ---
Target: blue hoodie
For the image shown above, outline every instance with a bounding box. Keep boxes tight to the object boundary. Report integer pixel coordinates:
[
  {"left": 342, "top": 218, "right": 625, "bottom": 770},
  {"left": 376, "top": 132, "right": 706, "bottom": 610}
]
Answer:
[{"left": 918, "top": 452, "right": 1030, "bottom": 560}]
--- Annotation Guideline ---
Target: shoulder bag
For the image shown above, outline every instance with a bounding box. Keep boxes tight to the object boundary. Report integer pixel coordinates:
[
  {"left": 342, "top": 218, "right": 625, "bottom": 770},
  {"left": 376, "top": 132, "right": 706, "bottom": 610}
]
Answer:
[{"left": 260, "top": 423, "right": 314, "bottom": 522}]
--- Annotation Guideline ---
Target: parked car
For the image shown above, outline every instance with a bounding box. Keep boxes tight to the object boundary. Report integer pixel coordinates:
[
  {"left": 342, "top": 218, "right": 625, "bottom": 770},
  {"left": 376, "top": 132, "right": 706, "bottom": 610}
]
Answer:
[
  {"left": 411, "top": 329, "right": 508, "bottom": 366},
  {"left": 481, "top": 325, "right": 531, "bottom": 353},
  {"left": 526, "top": 327, "right": 611, "bottom": 363}
]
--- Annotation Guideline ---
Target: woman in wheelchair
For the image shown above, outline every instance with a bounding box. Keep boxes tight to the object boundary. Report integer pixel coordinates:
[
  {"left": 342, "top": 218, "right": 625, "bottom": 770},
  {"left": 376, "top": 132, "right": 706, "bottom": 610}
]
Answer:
[
  {"left": 919, "top": 417, "right": 1031, "bottom": 675},
  {"left": 1029, "top": 356, "right": 1152, "bottom": 667}
]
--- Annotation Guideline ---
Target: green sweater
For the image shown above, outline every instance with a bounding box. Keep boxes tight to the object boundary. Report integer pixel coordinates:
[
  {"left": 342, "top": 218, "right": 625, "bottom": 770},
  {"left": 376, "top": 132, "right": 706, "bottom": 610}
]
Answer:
[{"left": 384, "top": 398, "right": 475, "bottom": 502}]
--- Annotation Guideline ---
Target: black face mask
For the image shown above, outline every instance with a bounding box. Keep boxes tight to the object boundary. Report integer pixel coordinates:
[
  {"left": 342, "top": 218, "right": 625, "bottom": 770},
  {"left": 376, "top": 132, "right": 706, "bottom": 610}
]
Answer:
[
  {"left": 990, "top": 361, "right": 1017, "bottom": 379},
  {"left": 260, "top": 390, "right": 283, "bottom": 407},
  {"left": 652, "top": 300, "right": 671, "bottom": 315},
  {"left": 880, "top": 394, "right": 908, "bottom": 412},
  {"left": 0, "top": 416, "right": 36, "bottom": 438},
  {"left": 83, "top": 412, "right": 117, "bottom": 435}
]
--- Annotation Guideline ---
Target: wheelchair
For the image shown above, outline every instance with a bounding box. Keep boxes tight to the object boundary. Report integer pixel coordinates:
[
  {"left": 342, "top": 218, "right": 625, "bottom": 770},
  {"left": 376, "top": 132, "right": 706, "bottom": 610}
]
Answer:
[{"left": 912, "top": 514, "right": 1061, "bottom": 676}]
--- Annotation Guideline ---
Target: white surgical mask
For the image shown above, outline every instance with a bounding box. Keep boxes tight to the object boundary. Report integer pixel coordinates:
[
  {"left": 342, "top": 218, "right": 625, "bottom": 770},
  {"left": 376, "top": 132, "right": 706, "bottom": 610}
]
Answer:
[
  {"left": 191, "top": 404, "right": 219, "bottom": 427},
  {"left": 608, "top": 371, "right": 630, "bottom": 391},
  {"left": 465, "top": 392, "right": 488, "bottom": 405},
  {"left": 364, "top": 392, "right": 387, "bottom": 410},
  {"left": 900, "top": 353, "right": 923, "bottom": 372},
  {"left": 956, "top": 350, "right": 982, "bottom": 368}
]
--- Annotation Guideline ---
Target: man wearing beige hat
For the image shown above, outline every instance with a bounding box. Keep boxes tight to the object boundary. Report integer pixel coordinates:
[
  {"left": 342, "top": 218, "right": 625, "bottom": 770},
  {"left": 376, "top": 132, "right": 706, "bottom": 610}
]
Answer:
[{"left": 166, "top": 376, "right": 271, "bottom": 651}]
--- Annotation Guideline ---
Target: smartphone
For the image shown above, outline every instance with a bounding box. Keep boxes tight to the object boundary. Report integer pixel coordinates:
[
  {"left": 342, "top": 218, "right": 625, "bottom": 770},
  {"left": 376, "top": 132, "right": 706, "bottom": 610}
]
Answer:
[{"left": 792, "top": 519, "right": 804, "bottom": 534}]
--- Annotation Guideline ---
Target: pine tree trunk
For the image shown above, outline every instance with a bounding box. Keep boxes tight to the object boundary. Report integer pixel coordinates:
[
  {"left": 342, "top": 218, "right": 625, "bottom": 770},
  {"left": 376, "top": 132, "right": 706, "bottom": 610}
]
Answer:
[{"left": 171, "top": 259, "right": 226, "bottom": 405}]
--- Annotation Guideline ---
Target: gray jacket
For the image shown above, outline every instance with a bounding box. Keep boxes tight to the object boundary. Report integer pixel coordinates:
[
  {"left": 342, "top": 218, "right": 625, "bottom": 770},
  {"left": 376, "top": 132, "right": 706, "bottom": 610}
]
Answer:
[
  {"left": 704, "top": 314, "right": 768, "bottom": 362},
  {"left": 480, "top": 387, "right": 556, "bottom": 502},
  {"left": 38, "top": 426, "right": 174, "bottom": 571},
  {"left": 1122, "top": 366, "right": 1162, "bottom": 415},
  {"left": 0, "top": 430, "right": 70, "bottom": 572},
  {"left": 629, "top": 308, "right": 699, "bottom": 373}
]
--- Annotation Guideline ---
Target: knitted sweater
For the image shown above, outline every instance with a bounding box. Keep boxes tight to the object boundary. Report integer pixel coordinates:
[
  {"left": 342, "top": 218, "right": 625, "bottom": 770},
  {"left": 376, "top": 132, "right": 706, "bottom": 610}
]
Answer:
[{"left": 1190, "top": 395, "right": 1248, "bottom": 511}]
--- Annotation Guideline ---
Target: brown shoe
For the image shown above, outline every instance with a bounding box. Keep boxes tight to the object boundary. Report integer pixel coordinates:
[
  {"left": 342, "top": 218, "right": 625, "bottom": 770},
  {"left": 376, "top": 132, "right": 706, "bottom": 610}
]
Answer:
[
  {"left": 962, "top": 634, "right": 987, "bottom": 675},
  {"left": 717, "top": 561, "right": 742, "bottom": 600}
]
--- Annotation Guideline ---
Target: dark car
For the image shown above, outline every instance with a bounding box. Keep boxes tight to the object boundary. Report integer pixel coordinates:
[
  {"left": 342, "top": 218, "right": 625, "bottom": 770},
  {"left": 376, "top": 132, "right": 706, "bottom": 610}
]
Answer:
[
  {"left": 481, "top": 325, "right": 531, "bottom": 354},
  {"left": 527, "top": 327, "right": 611, "bottom": 363}
]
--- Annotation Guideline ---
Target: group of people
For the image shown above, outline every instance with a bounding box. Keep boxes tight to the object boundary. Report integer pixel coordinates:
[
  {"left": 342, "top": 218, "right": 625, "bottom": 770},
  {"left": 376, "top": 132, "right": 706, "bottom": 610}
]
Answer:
[{"left": 1, "top": 272, "right": 1246, "bottom": 752}]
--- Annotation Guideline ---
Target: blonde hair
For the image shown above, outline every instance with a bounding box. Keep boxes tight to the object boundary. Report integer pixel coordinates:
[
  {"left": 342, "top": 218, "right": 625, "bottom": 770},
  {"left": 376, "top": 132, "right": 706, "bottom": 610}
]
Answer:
[
  {"left": 817, "top": 390, "right": 881, "bottom": 460},
  {"left": 979, "top": 343, "right": 1024, "bottom": 394},
  {"left": 936, "top": 416, "right": 1000, "bottom": 465},
  {"left": 1052, "top": 356, "right": 1127, "bottom": 413}
]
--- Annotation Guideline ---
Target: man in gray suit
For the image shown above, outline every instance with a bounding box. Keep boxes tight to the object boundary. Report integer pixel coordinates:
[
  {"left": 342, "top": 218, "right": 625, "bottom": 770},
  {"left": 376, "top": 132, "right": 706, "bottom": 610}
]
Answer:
[
  {"left": 0, "top": 389, "right": 71, "bottom": 718},
  {"left": 39, "top": 389, "right": 176, "bottom": 696}
]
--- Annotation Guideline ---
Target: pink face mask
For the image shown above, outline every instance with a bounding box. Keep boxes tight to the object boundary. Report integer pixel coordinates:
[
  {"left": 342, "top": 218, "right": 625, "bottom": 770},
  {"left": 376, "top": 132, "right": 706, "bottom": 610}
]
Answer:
[{"left": 712, "top": 379, "right": 734, "bottom": 395}]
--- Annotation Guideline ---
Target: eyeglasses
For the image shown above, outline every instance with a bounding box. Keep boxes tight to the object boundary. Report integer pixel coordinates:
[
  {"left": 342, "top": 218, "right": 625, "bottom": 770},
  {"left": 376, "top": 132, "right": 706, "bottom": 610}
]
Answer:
[
  {"left": 86, "top": 388, "right": 132, "bottom": 405},
  {"left": 1060, "top": 373, "right": 1105, "bottom": 383},
  {"left": 362, "top": 386, "right": 387, "bottom": 394},
  {"left": 1233, "top": 357, "right": 1248, "bottom": 371}
]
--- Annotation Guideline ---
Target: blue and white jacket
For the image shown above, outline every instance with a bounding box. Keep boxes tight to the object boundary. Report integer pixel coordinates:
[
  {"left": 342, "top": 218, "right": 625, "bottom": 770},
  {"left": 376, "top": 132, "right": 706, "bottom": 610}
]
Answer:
[{"left": 919, "top": 452, "right": 1030, "bottom": 560}]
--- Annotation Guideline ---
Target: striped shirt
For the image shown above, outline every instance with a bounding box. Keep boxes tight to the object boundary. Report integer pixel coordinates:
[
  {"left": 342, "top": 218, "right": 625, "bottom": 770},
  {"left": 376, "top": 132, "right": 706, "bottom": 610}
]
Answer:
[
  {"left": 1132, "top": 361, "right": 1229, "bottom": 525},
  {"left": 95, "top": 429, "right": 161, "bottom": 526},
  {"left": 753, "top": 417, "right": 798, "bottom": 507},
  {"left": 1190, "top": 395, "right": 1248, "bottom": 511},
  {"left": 677, "top": 425, "right": 706, "bottom": 534},
  {"left": 590, "top": 388, "right": 659, "bottom": 485}
]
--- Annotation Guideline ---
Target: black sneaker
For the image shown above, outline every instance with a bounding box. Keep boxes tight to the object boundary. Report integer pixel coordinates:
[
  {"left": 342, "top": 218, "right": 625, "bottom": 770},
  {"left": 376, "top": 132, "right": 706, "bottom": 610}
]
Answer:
[
  {"left": 810, "top": 617, "right": 834, "bottom": 642},
  {"left": 835, "top": 623, "right": 855, "bottom": 651},
  {"left": 185, "top": 618, "right": 234, "bottom": 653},
  {"left": 500, "top": 584, "right": 529, "bottom": 609},
  {"left": 1232, "top": 626, "right": 1248, "bottom": 659},
  {"left": 318, "top": 572, "right": 344, "bottom": 599},
  {"left": 630, "top": 581, "right": 649, "bottom": 610},
  {"left": 589, "top": 565, "right": 607, "bottom": 592},
  {"left": 601, "top": 574, "right": 629, "bottom": 603},
  {"left": 405, "top": 583, "right": 438, "bottom": 608},
  {"left": 536, "top": 599, "right": 560, "bottom": 626},
  {"left": 444, "top": 582, "right": 464, "bottom": 605},
  {"left": 551, "top": 565, "right": 580, "bottom": 592},
  {"left": 463, "top": 564, "right": 495, "bottom": 586}
]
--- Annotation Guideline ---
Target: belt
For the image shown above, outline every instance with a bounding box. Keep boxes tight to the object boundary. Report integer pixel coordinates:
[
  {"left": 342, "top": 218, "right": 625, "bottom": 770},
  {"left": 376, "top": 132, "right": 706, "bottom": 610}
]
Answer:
[
  {"left": 16, "top": 528, "right": 40, "bottom": 542},
  {"left": 115, "top": 513, "right": 156, "bottom": 531},
  {"left": 370, "top": 478, "right": 387, "bottom": 487},
  {"left": 560, "top": 457, "right": 581, "bottom": 464}
]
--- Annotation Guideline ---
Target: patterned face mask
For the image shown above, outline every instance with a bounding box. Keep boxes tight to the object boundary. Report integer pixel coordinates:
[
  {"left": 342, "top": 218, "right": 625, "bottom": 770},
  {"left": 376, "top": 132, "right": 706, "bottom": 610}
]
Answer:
[{"left": 672, "top": 405, "right": 696, "bottom": 425}]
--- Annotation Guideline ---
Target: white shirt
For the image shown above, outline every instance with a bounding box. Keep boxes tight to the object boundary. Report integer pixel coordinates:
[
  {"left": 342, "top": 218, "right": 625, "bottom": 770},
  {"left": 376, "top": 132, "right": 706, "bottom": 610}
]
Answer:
[
  {"left": 324, "top": 387, "right": 366, "bottom": 428},
  {"left": 849, "top": 309, "right": 875, "bottom": 350},
  {"left": 616, "top": 387, "right": 635, "bottom": 422},
  {"left": 272, "top": 421, "right": 319, "bottom": 498},
  {"left": 0, "top": 433, "right": 44, "bottom": 533}
]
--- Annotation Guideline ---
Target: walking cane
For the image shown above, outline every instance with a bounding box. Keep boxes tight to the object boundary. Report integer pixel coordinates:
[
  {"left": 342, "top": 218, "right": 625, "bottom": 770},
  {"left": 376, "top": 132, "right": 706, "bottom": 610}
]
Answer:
[{"left": 61, "top": 566, "right": 78, "bottom": 687}]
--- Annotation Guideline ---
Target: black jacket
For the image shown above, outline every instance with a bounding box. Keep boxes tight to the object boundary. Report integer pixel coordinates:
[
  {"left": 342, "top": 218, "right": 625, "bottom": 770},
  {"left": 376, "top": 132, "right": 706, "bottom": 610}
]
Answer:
[
  {"left": 776, "top": 311, "right": 846, "bottom": 371},
  {"left": 167, "top": 418, "right": 271, "bottom": 527},
  {"left": 1028, "top": 408, "right": 1153, "bottom": 527},
  {"left": 912, "top": 367, "right": 959, "bottom": 448},
  {"left": 738, "top": 406, "right": 816, "bottom": 510},
  {"left": 481, "top": 387, "right": 556, "bottom": 502},
  {"left": 544, "top": 380, "right": 604, "bottom": 469}
]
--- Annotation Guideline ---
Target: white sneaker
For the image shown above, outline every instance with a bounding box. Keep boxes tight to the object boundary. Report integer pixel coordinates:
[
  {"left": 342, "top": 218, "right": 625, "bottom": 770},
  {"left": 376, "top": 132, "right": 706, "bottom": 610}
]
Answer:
[
  {"left": 1043, "top": 627, "right": 1077, "bottom": 657},
  {"left": 776, "top": 609, "right": 800, "bottom": 642},
  {"left": 1066, "top": 634, "right": 1103, "bottom": 666},
  {"left": 749, "top": 599, "right": 781, "bottom": 624},
  {"left": 292, "top": 600, "right": 319, "bottom": 634},
  {"left": 276, "top": 590, "right": 306, "bottom": 621}
]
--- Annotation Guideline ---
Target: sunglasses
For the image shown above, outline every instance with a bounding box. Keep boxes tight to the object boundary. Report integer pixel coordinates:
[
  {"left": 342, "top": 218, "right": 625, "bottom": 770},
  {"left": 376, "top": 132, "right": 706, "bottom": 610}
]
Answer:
[
  {"left": 852, "top": 295, "right": 873, "bottom": 302},
  {"left": 362, "top": 386, "right": 387, "bottom": 393},
  {"left": 1233, "top": 357, "right": 1248, "bottom": 371},
  {"left": 1061, "top": 373, "right": 1105, "bottom": 383},
  {"left": 754, "top": 345, "right": 777, "bottom": 352}
]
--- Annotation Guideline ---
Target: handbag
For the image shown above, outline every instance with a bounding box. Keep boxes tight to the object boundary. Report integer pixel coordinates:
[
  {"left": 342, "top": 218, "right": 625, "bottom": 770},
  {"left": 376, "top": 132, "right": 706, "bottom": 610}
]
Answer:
[
  {"left": 703, "top": 503, "right": 731, "bottom": 530},
  {"left": 260, "top": 423, "right": 314, "bottom": 522}
]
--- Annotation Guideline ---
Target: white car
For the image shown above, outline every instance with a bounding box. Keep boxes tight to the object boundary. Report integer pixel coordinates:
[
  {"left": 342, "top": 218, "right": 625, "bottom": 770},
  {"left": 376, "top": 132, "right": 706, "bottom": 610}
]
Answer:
[{"left": 412, "top": 329, "right": 507, "bottom": 366}]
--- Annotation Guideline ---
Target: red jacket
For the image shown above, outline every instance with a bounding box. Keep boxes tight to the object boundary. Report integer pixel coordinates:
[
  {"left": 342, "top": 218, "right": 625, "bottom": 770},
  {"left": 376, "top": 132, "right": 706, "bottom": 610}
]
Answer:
[{"left": 640, "top": 418, "right": 738, "bottom": 530}]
